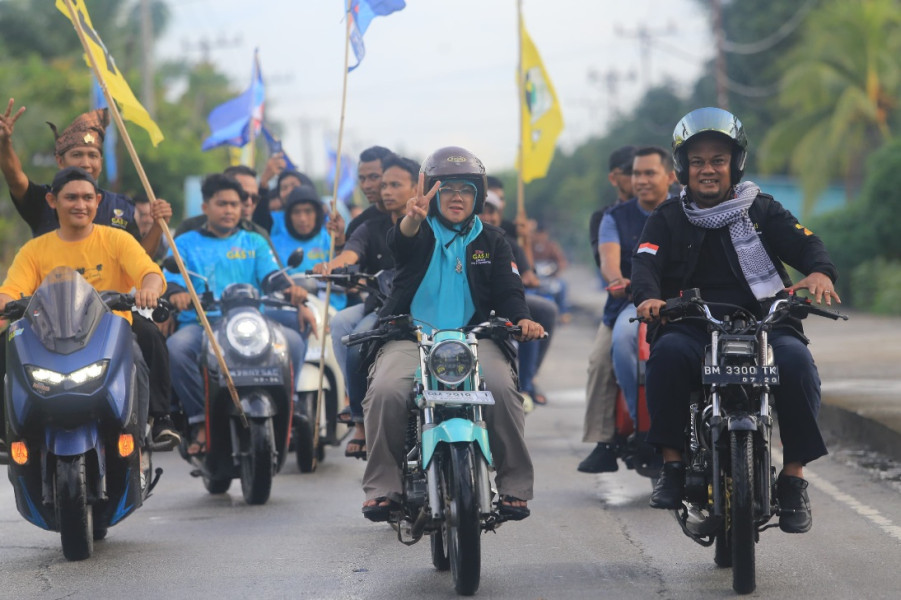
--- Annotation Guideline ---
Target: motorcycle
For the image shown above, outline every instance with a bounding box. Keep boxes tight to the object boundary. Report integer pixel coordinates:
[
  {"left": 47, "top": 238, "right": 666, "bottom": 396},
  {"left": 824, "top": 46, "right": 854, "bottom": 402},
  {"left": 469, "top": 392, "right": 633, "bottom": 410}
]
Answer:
[
  {"left": 344, "top": 313, "right": 530, "bottom": 596},
  {"left": 2, "top": 267, "right": 168, "bottom": 560},
  {"left": 645, "top": 288, "right": 847, "bottom": 594},
  {"left": 163, "top": 259, "right": 296, "bottom": 505}
]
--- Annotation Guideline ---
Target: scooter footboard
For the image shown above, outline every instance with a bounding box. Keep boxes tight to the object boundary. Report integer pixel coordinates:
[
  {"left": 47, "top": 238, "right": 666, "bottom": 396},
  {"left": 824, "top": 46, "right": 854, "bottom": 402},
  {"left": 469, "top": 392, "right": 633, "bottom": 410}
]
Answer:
[{"left": 421, "top": 418, "right": 492, "bottom": 470}]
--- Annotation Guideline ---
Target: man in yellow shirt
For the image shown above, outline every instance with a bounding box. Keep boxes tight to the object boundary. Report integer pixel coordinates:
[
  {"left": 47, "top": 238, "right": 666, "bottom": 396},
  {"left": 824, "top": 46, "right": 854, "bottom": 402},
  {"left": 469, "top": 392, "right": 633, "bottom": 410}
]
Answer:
[{"left": 0, "top": 167, "right": 165, "bottom": 446}]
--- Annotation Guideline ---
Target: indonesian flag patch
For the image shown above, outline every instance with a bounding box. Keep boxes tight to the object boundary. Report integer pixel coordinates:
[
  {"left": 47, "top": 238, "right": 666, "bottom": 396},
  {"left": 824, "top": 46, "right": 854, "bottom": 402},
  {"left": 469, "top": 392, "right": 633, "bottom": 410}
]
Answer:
[
  {"left": 511, "top": 261, "right": 520, "bottom": 276},
  {"left": 637, "top": 242, "right": 659, "bottom": 255}
]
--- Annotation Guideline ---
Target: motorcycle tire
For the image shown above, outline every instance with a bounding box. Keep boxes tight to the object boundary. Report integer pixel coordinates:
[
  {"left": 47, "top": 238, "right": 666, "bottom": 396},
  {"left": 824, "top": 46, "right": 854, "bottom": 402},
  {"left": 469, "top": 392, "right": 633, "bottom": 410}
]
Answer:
[
  {"left": 442, "top": 443, "right": 481, "bottom": 596},
  {"left": 430, "top": 527, "right": 450, "bottom": 571},
  {"left": 92, "top": 505, "right": 108, "bottom": 541},
  {"left": 713, "top": 519, "right": 731, "bottom": 568},
  {"left": 203, "top": 474, "right": 232, "bottom": 494},
  {"left": 55, "top": 456, "right": 93, "bottom": 561},
  {"left": 730, "top": 430, "right": 756, "bottom": 594},
  {"left": 241, "top": 419, "right": 275, "bottom": 505},
  {"left": 294, "top": 417, "right": 316, "bottom": 473}
]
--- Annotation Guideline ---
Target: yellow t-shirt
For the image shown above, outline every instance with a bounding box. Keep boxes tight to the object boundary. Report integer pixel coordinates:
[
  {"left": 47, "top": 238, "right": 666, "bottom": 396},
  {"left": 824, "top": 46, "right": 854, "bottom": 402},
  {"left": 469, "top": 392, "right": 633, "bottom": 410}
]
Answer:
[{"left": 0, "top": 225, "right": 164, "bottom": 324}]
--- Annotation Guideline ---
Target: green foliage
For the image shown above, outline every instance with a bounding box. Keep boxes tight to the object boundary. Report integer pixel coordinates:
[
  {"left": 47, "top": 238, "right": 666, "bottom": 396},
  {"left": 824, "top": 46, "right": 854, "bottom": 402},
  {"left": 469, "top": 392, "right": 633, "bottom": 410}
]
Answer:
[{"left": 850, "top": 258, "right": 901, "bottom": 315}]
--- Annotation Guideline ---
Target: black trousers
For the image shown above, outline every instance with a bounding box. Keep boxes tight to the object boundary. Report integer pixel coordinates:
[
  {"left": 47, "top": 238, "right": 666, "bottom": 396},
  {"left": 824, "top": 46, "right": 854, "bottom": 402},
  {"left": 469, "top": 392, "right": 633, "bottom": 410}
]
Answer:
[
  {"left": 645, "top": 322, "right": 827, "bottom": 466},
  {"left": 131, "top": 314, "right": 172, "bottom": 417}
]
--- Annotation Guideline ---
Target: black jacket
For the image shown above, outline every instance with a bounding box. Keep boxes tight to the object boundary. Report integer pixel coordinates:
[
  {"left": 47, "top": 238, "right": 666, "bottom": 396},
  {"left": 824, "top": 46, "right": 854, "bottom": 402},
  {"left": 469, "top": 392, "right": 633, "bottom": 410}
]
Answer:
[
  {"left": 379, "top": 220, "right": 531, "bottom": 326},
  {"left": 631, "top": 192, "right": 837, "bottom": 339}
]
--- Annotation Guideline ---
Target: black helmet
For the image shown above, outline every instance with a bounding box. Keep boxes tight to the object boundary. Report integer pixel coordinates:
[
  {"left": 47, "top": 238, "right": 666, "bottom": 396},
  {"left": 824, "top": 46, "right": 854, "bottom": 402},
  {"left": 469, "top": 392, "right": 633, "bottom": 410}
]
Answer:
[
  {"left": 672, "top": 107, "right": 748, "bottom": 186},
  {"left": 421, "top": 146, "right": 487, "bottom": 216}
]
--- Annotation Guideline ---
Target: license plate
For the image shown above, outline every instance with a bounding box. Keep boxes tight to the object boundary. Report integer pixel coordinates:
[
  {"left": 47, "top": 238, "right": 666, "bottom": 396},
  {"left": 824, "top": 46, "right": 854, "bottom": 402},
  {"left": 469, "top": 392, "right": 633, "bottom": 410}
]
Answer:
[
  {"left": 421, "top": 390, "right": 495, "bottom": 405},
  {"left": 305, "top": 345, "right": 323, "bottom": 361},
  {"left": 229, "top": 367, "right": 282, "bottom": 384},
  {"left": 703, "top": 365, "right": 779, "bottom": 385}
]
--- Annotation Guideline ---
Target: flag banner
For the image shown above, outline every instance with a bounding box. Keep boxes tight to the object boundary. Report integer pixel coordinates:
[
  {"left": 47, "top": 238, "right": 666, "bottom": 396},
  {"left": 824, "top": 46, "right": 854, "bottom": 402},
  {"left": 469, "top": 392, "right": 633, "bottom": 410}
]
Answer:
[
  {"left": 326, "top": 145, "right": 358, "bottom": 202},
  {"left": 518, "top": 16, "right": 563, "bottom": 183},
  {"left": 202, "top": 51, "right": 265, "bottom": 151},
  {"left": 260, "top": 125, "right": 298, "bottom": 172},
  {"left": 91, "top": 77, "right": 118, "bottom": 182},
  {"left": 348, "top": 0, "right": 406, "bottom": 72},
  {"left": 57, "top": 0, "right": 164, "bottom": 146}
]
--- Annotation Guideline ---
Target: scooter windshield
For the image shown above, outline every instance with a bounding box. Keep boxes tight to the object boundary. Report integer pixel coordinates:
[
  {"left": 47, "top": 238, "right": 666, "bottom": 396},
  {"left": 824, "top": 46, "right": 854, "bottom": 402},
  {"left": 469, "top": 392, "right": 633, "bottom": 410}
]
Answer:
[{"left": 25, "top": 267, "right": 107, "bottom": 354}]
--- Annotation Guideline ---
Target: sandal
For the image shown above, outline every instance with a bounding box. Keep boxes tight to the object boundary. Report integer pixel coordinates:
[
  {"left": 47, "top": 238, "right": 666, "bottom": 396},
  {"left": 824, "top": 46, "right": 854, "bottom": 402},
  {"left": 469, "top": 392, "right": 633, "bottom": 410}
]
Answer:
[
  {"left": 498, "top": 495, "right": 531, "bottom": 521},
  {"left": 337, "top": 406, "right": 353, "bottom": 425},
  {"left": 187, "top": 425, "right": 207, "bottom": 456},
  {"left": 362, "top": 496, "right": 399, "bottom": 522},
  {"left": 345, "top": 438, "right": 367, "bottom": 460}
]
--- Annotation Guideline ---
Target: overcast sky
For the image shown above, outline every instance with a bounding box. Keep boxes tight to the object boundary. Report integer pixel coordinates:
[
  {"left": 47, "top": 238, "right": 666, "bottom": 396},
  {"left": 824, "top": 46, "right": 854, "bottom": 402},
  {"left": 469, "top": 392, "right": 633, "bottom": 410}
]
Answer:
[{"left": 158, "top": 0, "right": 713, "bottom": 177}]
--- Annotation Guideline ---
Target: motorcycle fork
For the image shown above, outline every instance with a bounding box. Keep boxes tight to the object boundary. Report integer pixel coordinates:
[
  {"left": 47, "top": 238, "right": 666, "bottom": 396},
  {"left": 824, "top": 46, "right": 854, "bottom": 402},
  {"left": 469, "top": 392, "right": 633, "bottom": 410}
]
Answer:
[
  {"left": 757, "top": 331, "right": 773, "bottom": 518},
  {"left": 708, "top": 331, "right": 725, "bottom": 519}
]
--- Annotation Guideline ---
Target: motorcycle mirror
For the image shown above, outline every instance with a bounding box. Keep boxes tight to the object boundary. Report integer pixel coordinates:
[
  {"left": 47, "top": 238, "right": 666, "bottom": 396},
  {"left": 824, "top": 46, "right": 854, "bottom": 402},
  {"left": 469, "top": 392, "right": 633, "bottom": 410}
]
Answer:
[{"left": 287, "top": 249, "right": 305, "bottom": 269}]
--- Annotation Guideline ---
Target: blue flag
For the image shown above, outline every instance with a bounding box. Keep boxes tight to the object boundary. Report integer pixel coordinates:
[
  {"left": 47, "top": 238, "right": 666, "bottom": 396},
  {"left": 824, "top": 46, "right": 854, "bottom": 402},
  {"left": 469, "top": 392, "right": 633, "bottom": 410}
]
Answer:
[
  {"left": 260, "top": 125, "right": 298, "bottom": 172},
  {"left": 91, "top": 78, "right": 118, "bottom": 183},
  {"left": 348, "top": 0, "right": 406, "bottom": 72},
  {"left": 202, "top": 51, "right": 265, "bottom": 151},
  {"left": 326, "top": 146, "right": 358, "bottom": 203}
]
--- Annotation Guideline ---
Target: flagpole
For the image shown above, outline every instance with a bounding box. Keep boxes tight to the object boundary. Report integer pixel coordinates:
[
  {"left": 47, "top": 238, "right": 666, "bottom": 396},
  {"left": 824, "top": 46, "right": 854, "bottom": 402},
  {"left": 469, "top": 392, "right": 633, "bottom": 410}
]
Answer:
[
  {"left": 311, "top": 0, "right": 354, "bottom": 469},
  {"left": 62, "top": 0, "right": 248, "bottom": 428},
  {"left": 516, "top": 0, "right": 530, "bottom": 258}
]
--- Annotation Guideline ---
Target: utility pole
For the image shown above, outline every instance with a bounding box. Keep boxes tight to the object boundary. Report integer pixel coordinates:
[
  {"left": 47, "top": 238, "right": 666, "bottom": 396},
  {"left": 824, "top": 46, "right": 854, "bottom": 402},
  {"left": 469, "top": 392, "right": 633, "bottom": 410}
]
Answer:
[
  {"left": 588, "top": 67, "right": 637, "bottom": 122},
  {"left": 615, "top": 21, "right": 676, "bottom": 92},
  {"left": 139, "top": 0, "right": 155, "bottom": 117},
  {"left": 712, "top": 0, "right": 729, "bottom": 110}
]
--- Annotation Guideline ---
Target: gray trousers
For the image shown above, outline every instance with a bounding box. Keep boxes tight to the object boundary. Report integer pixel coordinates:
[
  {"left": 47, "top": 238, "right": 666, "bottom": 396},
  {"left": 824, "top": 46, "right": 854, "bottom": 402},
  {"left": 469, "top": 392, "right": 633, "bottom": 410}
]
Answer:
[
  {"left": 362, "top": 339, "right": 534, "bottom": 502},
  {"left": 582, "top": 322, "right": 618, "bottom": 443}
]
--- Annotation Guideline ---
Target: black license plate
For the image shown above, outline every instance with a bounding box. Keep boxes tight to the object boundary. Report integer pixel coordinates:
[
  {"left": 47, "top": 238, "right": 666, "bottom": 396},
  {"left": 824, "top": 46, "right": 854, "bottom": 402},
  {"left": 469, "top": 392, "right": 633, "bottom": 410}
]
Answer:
[
  {"left": 702, "top": 365, "right": 779, "bottom": 385},
  {"left": 229, "top": 367, "right": 282, "bottom": 385}
]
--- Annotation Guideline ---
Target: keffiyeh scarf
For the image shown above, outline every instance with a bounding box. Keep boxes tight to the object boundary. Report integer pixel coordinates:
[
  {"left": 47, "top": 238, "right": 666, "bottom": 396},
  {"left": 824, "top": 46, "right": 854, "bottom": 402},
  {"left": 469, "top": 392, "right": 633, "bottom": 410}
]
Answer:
[{"left": 681, "top": 182, "right": 784, "bottom": 300}]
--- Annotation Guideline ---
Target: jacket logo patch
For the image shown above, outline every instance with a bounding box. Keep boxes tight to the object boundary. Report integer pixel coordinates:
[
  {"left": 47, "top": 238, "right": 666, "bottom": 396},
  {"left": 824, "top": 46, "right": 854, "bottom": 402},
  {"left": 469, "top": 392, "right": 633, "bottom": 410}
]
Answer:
[
  {"left": 794, "top": 223, "right": 813, "bottom": 236},
  {"left": 472, "top": 250, "right": 491, "bottom": 266},
  {"left": 637, "top": 242, "right": 659, "bottom": 255}
]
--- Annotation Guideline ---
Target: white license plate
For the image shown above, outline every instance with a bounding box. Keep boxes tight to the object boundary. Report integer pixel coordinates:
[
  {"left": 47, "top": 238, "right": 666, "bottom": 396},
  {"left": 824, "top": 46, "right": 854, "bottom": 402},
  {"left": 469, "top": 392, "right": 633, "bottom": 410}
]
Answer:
[
  {"left": 421, "top": 390, "right": 495, "bottom": 405},
  {"left": 305, "top": 345, "right": 324, "bottom": 361}
]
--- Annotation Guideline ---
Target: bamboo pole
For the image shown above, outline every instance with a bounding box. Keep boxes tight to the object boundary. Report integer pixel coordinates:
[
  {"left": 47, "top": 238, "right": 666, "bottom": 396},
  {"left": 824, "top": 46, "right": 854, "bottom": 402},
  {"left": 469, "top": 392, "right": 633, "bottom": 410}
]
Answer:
[
  {"left": 310, "top": 0, "right": 354, "bottom": 469},
  {"left": 516, "top": 0, "right": 529, "bottom": 250},
  {"left": 62, "top": 0, "right": 247, "bottom": 428}
]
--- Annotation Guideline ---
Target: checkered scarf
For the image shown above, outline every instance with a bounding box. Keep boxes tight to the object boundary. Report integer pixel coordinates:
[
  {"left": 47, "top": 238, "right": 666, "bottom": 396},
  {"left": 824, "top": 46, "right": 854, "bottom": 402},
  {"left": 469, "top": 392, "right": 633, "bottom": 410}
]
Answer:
[{"left": 681, "top": 181, "right": 785, "bottom": 300}]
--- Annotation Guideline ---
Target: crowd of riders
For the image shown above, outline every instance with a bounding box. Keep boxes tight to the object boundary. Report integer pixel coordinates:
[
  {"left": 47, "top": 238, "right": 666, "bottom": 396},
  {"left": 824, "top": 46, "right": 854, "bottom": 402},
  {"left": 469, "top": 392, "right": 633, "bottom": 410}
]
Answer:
[{"left": 0, "top": 96, "right": 841, "bottom": 538}]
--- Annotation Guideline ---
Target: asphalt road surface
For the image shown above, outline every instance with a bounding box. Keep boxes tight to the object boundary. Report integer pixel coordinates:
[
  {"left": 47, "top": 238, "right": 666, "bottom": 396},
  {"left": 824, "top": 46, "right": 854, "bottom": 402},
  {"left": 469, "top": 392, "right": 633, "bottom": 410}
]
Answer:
[{"left": 2, "top": 293, "right": 900, "bottom": 599}]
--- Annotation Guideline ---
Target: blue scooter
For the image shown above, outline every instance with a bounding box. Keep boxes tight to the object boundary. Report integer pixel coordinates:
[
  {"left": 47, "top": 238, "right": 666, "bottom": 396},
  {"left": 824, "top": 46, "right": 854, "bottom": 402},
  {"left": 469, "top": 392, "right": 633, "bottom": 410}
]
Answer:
[{"left": 2, "top": 267, "right": 167, "bottom": 560}]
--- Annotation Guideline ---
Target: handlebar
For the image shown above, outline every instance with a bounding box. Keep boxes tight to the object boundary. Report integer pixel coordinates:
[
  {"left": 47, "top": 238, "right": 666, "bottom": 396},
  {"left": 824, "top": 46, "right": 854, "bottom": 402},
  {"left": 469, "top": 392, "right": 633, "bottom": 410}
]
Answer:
[{"left": 3, "top": 293, "right": 173, "bottom": 324}]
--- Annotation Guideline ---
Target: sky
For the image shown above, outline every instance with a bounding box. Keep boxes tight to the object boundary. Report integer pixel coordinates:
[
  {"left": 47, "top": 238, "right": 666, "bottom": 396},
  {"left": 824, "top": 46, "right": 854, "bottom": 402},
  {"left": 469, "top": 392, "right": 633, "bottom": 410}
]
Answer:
[{"left": 157, "top": 0, "right": 714, "bottom": 178}]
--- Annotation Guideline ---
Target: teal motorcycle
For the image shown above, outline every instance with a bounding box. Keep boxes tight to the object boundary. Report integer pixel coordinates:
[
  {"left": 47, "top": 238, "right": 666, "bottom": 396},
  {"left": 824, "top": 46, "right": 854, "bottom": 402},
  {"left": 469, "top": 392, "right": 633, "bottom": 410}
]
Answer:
[{"left": 344, "top": 313, "right": 524, "bottom": 596}]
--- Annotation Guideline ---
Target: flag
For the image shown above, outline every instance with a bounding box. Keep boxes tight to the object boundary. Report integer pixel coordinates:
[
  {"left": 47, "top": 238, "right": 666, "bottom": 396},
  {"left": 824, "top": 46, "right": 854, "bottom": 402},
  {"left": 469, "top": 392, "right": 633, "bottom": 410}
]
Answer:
[
  {"left": 326, "top": 145, "right": 357, "bottom": 203},
  {"left": 91, "top": 77, "right": 118, "bottom": 183},
  {"left": 201, "top": 51, "right": 265, "bottom": 151},
  {"left": 518, "top": 16, "right": 563, "bottom": 183},
  {"left": 260, "top": 125, "right": 298, "bottom": 172},
  {"left": 56, "top": 0, "right": 164, "bottom": 146},
  {"left": 348, "top": 0, "right": 406, "bottom": 72}
]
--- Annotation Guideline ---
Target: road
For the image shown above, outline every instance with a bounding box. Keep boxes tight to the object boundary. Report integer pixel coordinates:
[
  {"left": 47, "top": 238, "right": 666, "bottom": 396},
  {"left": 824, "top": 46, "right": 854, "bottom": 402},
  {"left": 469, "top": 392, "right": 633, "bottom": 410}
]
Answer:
[{"left": 2, "top": 285, "right": 901, "bottom": 599}]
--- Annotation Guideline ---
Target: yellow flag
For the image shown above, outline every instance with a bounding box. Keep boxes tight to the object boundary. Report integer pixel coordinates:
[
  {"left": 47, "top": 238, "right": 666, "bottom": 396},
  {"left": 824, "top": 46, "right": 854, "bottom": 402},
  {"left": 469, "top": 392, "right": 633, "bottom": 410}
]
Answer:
[
  {"left": 56, "top": 0, "right": 164, "bottom": 146},
  {"left": 518, "top": 16, "right": 563, "bottom": 183}
]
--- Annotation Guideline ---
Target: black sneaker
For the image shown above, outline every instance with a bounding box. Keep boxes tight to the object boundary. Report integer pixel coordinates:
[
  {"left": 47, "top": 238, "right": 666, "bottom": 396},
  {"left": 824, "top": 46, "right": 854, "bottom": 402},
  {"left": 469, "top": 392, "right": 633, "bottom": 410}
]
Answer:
[
  {"left": 151, "top": 416, "right": 182, "bottom": 450},
  {"left": 578, "top": 443, "right": 619, "bottom": 473},
  {"left": 649, "top": 461, "right": 685, "bottom": 509},
  {"left": 777, "top": 473, "right": 812, "bottom": 533}
]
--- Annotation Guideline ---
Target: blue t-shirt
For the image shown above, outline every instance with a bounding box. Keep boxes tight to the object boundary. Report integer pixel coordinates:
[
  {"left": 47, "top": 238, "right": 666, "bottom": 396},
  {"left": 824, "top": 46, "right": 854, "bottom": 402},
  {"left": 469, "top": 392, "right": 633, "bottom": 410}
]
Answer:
[
  {"left": 268, "top": 226, "right": 347, "bottom": 310},
  {"left": 166, "top": 228, "right": 280, "bottom": 326}
]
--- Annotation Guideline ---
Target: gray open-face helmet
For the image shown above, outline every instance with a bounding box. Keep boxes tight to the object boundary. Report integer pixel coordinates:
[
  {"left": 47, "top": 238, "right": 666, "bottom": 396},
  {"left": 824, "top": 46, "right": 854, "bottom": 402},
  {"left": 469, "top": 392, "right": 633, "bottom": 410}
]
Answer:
[
  {"left": 672, "top": 107, "right": 748, "bottom": 186},
  {"left": 421, "top": 146, "right": 487, "bottom": 216}
]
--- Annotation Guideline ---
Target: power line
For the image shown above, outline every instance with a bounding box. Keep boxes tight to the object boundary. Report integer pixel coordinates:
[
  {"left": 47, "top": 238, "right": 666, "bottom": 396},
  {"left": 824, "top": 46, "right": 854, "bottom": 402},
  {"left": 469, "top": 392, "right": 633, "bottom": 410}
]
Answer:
[{"left": 722, "top": 0, "right": 817, "bottom": 55}]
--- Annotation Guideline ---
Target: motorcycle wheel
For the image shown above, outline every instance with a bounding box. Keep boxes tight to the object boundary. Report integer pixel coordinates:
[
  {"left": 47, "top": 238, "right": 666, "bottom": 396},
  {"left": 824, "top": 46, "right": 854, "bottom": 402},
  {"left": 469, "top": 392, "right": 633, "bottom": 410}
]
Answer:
[
  {"left": 442, "top": 443, "right": 481, "bottom": 596},
  {"left": 203, "top": 473, "right": 232, "bottom": 494},
  {"left": 430, "top": 527, "right": 450, "bottom": 571},
  {"left": 92, "top": 505, "right": 108, "bottom": 541},
  {"left": 294, "top": 417, "right": 315, "bottom": 473},
  {"left": 55, "top": 456, "right": 93, "bottom": 561},
  {"left": 241, "top": 419, "right": 275, "bottom": 505},
  {"left": 713, "top": 519, "right": 731, "bottom": 568},
  {"left": 730, "top": 430, "right": 756, "bottom": 594}
]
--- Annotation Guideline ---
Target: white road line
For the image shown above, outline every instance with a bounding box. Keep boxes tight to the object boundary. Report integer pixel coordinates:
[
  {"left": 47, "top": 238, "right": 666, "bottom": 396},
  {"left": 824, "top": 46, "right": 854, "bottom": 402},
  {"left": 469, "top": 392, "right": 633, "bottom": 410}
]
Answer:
[{"left": 773, "top": 447, "right": 901, "bottom": 542}]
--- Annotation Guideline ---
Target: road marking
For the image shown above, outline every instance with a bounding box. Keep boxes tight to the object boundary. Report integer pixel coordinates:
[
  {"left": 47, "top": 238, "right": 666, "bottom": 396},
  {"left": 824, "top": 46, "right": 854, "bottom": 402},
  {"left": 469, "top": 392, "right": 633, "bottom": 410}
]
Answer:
[{"left": 773, "top": 448, "right": 901, "bottom": 542}]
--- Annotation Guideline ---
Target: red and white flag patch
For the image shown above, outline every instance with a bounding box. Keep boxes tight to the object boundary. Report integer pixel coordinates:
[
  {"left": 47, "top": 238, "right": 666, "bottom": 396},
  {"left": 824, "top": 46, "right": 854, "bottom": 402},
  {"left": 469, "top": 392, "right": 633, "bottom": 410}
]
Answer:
[
  {"left": 637, "top": 242, "right": 659, "bottom": 255},
  {"left": 511, "top": 261, "right": 520, "bottom": 276}
]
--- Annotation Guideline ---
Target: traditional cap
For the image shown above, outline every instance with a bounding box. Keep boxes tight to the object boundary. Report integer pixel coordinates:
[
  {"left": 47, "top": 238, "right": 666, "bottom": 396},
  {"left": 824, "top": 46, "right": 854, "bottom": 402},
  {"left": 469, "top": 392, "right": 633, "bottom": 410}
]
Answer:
[{"left": 47, "top": 108, "right": 109, "bottom": 157}]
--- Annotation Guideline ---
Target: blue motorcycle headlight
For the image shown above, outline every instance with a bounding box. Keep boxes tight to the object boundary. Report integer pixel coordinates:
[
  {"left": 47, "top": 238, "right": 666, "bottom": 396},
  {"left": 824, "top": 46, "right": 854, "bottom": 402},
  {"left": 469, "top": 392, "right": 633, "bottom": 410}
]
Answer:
[
  {"left": 25, "top": 360, "right": 109, "bottom": 393},
  {"left": 225, "top": 312, "right": 271, "bottom": 358},
  {"left": 428, "top": 340, "right": 474, "bottom": 386}
]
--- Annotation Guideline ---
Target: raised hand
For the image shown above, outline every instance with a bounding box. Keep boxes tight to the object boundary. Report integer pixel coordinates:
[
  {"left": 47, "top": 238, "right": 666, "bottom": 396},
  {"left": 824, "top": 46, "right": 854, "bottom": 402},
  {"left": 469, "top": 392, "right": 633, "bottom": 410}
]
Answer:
[
  {"left": 400, "top": 172, "right": 439, "bottom": 236},
  {"left": 0, "top": 98, "right": 26, "bottom": 145}
]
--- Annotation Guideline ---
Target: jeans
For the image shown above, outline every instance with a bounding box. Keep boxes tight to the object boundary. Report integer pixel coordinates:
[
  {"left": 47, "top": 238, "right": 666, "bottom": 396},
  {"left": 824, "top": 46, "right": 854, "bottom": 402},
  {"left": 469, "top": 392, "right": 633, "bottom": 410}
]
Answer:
[
  {"left": 168, "top": 321, "right": 306, "bottom": 424},
  {"left": 611, "top": 304, "right": 639, "bottom": 422},
  {"left": 518, "top": 294, "right": 558, "bottom": 395},
  {"left": 330, "top": 305, "right": 378, "bottom": 423}
]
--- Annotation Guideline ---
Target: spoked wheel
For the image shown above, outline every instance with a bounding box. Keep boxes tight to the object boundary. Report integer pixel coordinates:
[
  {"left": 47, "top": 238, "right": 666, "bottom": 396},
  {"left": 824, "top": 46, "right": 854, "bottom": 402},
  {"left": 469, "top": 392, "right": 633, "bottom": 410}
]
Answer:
[
  {"left": 730, "top": 430, "right": 756, "bottom": 594},
  {"left": 441, "top": 443, "right": 481, "bottom": 596},
  {"left": 241, "top": 419, "right": 275, "bottom": 505},
  {"left": 431, "top": 526, "right": 450, "bottom": 571},
  {"left": 55, "top": 455, "right": 93, "bottom": 561}
]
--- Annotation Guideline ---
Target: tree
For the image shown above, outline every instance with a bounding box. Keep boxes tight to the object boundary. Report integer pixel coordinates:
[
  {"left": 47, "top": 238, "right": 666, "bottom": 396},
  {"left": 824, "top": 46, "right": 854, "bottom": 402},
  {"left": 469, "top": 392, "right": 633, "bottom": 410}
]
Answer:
[{"left": 758, "top": 0, "right": 901, "bottom": 216}]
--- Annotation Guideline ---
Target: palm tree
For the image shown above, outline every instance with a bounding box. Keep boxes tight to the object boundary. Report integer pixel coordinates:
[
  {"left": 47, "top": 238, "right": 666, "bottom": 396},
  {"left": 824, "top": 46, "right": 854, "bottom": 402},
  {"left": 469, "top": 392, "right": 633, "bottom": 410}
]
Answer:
[{"left": 758, "top": 0, "right": 901, "bottom": 217}]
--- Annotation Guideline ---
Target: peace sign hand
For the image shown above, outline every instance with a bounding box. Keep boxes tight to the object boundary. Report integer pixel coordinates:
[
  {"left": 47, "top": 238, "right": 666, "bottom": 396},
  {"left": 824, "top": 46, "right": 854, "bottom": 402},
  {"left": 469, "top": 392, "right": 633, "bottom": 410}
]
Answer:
[
  {"left": 400, "top": 173, "right": 439, "bottom": 237},
  {"left": 0, "top": 99, "right": 26, "bottom": 145}
]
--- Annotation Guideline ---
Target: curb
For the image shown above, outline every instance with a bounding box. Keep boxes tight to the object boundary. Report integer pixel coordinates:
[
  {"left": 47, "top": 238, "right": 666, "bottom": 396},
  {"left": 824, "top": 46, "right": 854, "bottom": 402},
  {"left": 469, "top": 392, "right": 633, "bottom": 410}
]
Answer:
[{"left": 819, "top": 401, "right": 901, "bottom": 463}]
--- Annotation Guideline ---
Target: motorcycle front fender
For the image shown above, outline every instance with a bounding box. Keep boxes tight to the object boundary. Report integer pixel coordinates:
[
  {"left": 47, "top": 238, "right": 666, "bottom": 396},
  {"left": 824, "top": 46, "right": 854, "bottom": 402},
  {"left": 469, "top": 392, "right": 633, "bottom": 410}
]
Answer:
[
  {"left": 296, "top": 362, "right": 331, "bottom": 392},
  {"left": 421, "top": 418, "right": 492, "bottom": 469},
  {"left": 727, "top": 414, "right": 758, "bottom": 431},
  {"left": 45, "top": 424, "right": 101, "bottom": 457},
  {"left": 239, "top": 391, "right": 276, "bottom": 418}
]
